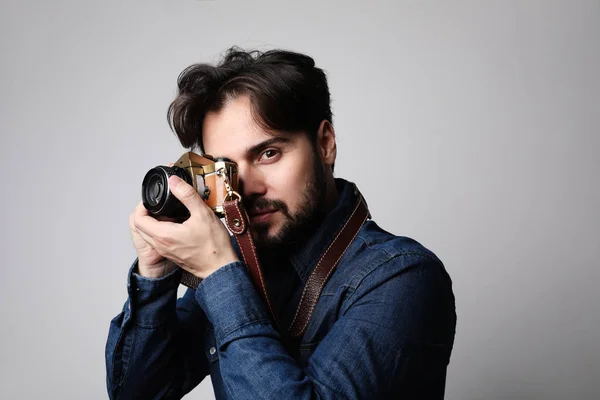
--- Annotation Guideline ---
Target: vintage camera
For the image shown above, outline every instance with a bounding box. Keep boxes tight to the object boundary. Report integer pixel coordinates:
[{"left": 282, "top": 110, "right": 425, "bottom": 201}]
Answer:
[{"left": 142, "top": 152, "right": 239, "bottom": 221}]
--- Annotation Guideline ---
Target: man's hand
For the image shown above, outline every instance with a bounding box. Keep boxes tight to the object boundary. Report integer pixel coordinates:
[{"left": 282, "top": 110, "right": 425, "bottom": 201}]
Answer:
[
  {"left": 129, "top": 202, "right": 178, "bottom": 279},
  {"left": 133, "top": 175, "right": 239, "bottom": 280}
]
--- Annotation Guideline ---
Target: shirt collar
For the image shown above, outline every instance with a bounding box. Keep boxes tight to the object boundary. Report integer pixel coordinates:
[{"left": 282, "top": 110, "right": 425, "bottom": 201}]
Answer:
[{"left": 288, "top": 178, "right": 362, "bottom": 283}]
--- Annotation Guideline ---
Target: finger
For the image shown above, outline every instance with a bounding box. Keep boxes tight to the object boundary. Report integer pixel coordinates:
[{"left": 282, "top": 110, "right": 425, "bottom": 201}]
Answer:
[
  {"left": 135, "top": 200, "right": 179, "bottom": 222},
  {"left": 134, "top": 201, "right": 150, "bottom": 218},
  {"left": 134, "top": 209, "right": 178, "bottom": 240},
  {"left": 131, "top": 202, "right": 149, "bottom": 233},
  {"left": 168, "top": 175, "right": 211, "bottom": 216},
  {"left": 136, "top": 227, "right": 158, "bottom": 249}
]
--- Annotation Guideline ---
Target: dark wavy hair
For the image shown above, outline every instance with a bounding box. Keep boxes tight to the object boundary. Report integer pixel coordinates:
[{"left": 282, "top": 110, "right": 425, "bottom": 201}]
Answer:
[{"left": 167, "top": 47, "right": 333, "bottom": 153}]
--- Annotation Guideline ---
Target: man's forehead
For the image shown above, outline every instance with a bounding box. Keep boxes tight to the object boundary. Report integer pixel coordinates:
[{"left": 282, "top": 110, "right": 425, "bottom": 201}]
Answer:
[
  {"left": 202, "top": 120, "right": 288, "bottom": 161},
  {"left": 202, "top": 98, "right": 268, "bottom": 157}
]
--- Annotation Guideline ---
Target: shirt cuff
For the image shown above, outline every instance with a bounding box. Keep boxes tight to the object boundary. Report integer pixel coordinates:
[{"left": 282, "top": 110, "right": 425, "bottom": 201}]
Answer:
[
  {"left": 126, "top": 259, "right": 182, "bottom": 327},
  {"left": 194, "top": 261, "right": 271, "bottom": 345}
]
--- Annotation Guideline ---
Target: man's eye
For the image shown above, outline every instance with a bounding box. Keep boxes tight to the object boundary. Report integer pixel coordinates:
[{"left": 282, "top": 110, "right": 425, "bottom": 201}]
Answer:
[{"left": 259, "top": 149, "right": 279, "bottom": 162}]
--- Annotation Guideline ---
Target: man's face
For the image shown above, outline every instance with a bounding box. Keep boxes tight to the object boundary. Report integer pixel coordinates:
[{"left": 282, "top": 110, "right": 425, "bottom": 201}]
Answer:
[{"left": 202, "top": 96, "right": 326, "bottom": 252}]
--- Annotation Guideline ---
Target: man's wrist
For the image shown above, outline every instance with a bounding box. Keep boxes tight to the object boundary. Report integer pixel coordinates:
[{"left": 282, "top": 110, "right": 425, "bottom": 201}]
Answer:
[
  {"left": 136, "top": 259, "right": 178, "bottom": 279},
  {"left": 190, "top": 255, "right": 241, "bottom": 280}
]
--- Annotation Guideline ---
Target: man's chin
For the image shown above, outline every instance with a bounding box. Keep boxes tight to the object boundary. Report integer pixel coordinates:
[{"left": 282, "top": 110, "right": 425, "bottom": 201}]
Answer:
[{"left": 250, "top": 218, "right": 281, "bottom": 247}]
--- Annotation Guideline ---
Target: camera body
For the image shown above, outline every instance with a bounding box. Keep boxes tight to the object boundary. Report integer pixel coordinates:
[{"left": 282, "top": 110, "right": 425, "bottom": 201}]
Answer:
[{"left": 142, "top": 152, "right": 239, "bottom": 220}]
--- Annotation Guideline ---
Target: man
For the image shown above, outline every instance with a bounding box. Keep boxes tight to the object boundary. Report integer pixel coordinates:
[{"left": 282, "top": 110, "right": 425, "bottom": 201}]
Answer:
[{"left": 106, "top": 47, "right": 456, "bottom": 399}]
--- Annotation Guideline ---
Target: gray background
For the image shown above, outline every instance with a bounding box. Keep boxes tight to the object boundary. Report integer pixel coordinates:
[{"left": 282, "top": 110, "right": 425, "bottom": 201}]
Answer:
[{"left": 1, "top": 1, "right": 598, "bottom": 399}]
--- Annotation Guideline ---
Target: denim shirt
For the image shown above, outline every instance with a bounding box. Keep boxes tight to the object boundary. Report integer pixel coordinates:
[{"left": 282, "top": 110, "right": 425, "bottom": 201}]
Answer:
[{"left": 105, "top": 179, "right": 456, "bottom": 399}]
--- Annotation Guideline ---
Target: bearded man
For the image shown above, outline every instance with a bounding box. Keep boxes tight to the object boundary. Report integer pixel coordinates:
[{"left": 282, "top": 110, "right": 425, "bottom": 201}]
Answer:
[{"left": 105, "top": 47, "right": 456, "bottom": 399}]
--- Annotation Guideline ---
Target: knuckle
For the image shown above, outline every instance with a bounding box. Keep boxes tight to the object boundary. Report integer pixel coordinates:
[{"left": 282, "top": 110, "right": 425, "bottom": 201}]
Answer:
[{"left": 182, "top": 186, "right": 196, "bottom": 199}]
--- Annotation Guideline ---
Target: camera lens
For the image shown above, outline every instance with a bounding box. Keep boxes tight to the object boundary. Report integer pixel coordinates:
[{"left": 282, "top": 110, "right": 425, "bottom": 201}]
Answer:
[
  {"left": 141, "top": 166, "right": 193, "bottom": 220},
  {"left": 145, "top": 175, "right": 164, "bottom": 206}
]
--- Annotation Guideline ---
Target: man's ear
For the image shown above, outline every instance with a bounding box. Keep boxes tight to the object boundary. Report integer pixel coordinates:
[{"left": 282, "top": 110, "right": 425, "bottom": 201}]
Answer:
[{"left": 316, "top": 120, "right": 337, "bottom": 167}]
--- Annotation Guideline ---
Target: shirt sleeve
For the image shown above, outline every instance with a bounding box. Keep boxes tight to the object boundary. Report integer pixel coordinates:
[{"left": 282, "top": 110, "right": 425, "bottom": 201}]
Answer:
[
  {"left": 194, "top": 252, "right": 456, "bottom": 399},
  {"left": 105, "top": 260, "right": 210, "bottom": 400}
]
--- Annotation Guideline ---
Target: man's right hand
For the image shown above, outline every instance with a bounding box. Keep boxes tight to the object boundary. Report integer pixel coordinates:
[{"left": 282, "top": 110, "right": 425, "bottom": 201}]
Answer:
[{"left": 129, "top": 201, "right": 178, "bottom": 279}]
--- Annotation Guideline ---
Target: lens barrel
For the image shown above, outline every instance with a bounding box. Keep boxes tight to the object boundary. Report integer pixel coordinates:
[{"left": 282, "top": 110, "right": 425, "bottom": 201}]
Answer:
[{"left": 141, "top": 166, "right": 193, "bottom": 220}]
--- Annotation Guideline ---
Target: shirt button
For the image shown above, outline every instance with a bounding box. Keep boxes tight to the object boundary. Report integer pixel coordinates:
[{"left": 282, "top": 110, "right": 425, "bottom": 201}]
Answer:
[{"left": 209, "top": 347, "right": 216, "bottom": 355}]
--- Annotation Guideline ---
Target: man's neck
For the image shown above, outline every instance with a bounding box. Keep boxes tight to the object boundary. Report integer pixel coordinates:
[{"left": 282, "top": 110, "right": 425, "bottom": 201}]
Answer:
[{"left": 323, "top": 172, "right": 340, "bottom": 213}]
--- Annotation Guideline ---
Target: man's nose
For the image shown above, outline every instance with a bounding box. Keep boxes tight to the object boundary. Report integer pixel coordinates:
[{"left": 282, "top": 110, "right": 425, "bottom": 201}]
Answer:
[{"left": 237, "top": 165, "right": 267, "bottom": 199}]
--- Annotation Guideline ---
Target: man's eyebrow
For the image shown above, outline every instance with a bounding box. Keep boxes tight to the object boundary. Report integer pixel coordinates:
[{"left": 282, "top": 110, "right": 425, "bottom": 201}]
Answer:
[{"left": 245, "top": 136, "right": 291, "bottom": 157}]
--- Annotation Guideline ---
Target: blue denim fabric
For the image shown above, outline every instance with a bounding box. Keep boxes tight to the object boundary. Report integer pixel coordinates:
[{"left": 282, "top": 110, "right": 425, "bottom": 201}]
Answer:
[{"left": 105, "top": 179, "right": 456, "bottom": 399}]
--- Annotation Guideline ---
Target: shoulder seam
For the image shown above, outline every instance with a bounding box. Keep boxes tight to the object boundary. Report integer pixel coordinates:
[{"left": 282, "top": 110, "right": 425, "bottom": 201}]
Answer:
[{"left": 355, "top": 235, "right": 443, "bottom": 267}]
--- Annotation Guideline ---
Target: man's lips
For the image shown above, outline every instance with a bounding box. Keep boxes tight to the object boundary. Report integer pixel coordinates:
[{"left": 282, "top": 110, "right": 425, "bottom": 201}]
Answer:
[{"left": 249, "top": 209, "right": 278, "bottom": 221}]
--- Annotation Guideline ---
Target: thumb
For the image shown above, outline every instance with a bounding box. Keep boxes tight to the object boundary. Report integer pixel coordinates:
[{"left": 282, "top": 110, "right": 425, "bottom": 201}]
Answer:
[{"left": 168, "top": 175, "right": 206, "bottom": 215}]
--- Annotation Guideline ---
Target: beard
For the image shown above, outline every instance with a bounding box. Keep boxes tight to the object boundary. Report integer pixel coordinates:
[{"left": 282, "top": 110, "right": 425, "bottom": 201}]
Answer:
[{"left": 247, "top": 147, "right": 328, "bottom": 257}]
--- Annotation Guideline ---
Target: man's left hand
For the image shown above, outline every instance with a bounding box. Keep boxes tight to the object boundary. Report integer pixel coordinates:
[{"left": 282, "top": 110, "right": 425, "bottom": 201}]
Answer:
[{"left": 134, "top": 175, "right": 239, "bottom": 279}]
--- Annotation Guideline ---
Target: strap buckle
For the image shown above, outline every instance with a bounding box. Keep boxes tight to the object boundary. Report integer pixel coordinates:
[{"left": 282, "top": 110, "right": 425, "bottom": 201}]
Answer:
[{"left": 217, "top": 167, "right": 242, "bottom": 202}]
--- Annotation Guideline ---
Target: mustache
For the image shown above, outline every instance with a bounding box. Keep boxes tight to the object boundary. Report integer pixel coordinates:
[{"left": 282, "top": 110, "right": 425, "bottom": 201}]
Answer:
[{"left": 246, "top": 196, "right": 289, "bottom": 216}]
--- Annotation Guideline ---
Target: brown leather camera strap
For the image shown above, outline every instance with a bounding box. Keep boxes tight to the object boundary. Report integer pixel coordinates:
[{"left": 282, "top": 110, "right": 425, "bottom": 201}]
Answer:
[
  {"left": 179, "top": 201, "right": 274, "bottom": 311},
  {"left": 223, "top": 188, "right": 369, "bottom": 338},
  {"left": 223, "top": 199, "right": 277, "bottom": 322},
  {"left": 287, "top": 192, "right": 369, "bottom": 337},
  {"left": 180, "top": 269, "right": 203, "bottom": 290}
]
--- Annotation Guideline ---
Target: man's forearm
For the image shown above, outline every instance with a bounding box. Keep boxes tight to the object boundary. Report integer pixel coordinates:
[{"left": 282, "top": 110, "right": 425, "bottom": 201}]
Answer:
[
  {"left": 195, "top": 261, "right": 320, "bottom": 399},
  {"left": 194, "top": 256, "right": 454, "bottom": 399},
  {"left": 106, "top": 262, "right": 209, "bottom": 399}
]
